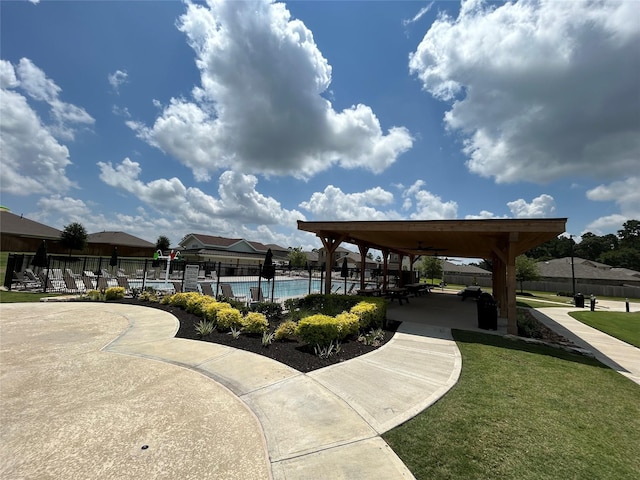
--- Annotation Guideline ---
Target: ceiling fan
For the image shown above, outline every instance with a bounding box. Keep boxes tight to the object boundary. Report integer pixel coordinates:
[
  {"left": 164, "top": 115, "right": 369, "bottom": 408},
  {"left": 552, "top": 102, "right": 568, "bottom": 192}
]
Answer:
[{"left": 404, "top": 241, "right": 447, "bottom": 254}]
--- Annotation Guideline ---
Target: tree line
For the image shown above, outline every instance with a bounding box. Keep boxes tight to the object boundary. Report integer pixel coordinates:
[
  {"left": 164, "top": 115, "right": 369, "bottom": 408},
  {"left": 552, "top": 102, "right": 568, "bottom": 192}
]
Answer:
[{"left": 526, "top": 219, "right": 640, "bottom": 271}]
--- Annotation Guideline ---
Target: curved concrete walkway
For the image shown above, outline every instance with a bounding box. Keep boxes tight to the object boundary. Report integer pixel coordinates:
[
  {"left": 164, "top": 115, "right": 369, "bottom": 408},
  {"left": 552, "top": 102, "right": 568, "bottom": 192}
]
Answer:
[
  {"left": 1, "top": 302, "right": 462, "bottom": 480},
  {"left": 531, "top": 299, "right": 640, "bottom": 386}
]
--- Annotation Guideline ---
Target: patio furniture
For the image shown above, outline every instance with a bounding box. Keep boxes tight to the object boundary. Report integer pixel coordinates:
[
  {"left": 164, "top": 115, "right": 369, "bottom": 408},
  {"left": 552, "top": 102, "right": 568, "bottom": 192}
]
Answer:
[
  {"left": 385, "top": 287, "right": 410, "bottom": 305},
  {"left": 220, "top": 283, "right": 246, "bottom": 301},
  {"left": 200, "top": 282, "right": 215, "bottom": 297},
  {"left": 458, "top": 286, "right": 482, "bottom": 301}
]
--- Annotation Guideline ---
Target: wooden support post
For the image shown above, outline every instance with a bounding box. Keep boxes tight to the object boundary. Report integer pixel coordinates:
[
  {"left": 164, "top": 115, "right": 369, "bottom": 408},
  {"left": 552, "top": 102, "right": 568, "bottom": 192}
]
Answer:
[
  {"left": 319, "top": 234, "right": 345, "bottom": 295},
  {"left": 357, "top": 243, "right": 369, "bottom": 290}
]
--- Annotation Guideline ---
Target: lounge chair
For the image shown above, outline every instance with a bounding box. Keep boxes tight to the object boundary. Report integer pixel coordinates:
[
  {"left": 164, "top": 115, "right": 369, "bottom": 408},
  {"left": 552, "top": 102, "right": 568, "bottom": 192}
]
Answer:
[
  {"left": 200, "top": 282, "right": 215, "bottom": 297},
  {"left": 12, "top": 271, "right": 39, "bottom": 290},
  {"left": 24, "top": 269, "right": 39, "bottom": 283},
  {"left": 250, "top": 287, "right": 277, "bottom": 304},
  {"left": 66, "top": 268, "right": 80, "bottom": 279},
  {"left": 347, "top": 283, "right": 357, "bottom": 294},
  {"left": 97, "top": 276, "right": 109, "bottom": 291},
  {"left": 250, "top": 287, "right": 265, "bottom": 303},
  {"left": 82, "top": 275, "right": 95, "bottom": 291},
  {"left": 63, "top": 272, "right": 82, "bottom": 292},
  {"left": 171, "top": 281, "right": 183, "bottom": 293},
  {"left": 117, "top": 275, "right": 131, "bottom": 293},
  {"left": 38, "top": 272, "right": 56, "bottom": 292},
  {"left": 220, "top": 283, "right": 246, "bottom": 301}
]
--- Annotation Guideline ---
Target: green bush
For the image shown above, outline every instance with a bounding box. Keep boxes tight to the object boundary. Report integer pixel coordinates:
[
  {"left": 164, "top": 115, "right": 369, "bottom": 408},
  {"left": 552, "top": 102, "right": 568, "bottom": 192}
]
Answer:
[
  {"left": 105, "top": 286, "right": 125, "bottom": 300},
  {"left": 168, "top": 292, "right": 201, "bottom": 309},
  {"left": 186, "top": 294, "right": 216, "bottom": 317},
  {"left": 296, "top": 314, "right": 340, "bottom": 347},
  {"left": 216, "top": 307, "right": 243, "bottom": 331},
  {"left": 335, "top": 311, "right": 360, "bottom": 340},
  {"left": 274, "top": 320, "right": 298, "bottom": 341},
  {"left": 86, "top": 289, "right": 102, "bottom": 301},
  {"left": 350, "top": 301, "right": 379, "bottom": 329},
  {"left": 203, "top": 301, "right": 232, "bottom": 323},
  {"left": 242, "top": 312, "right": 269, "bottom": 334},
  {"left": 250, "top": 301, "right": 283, "bottom": 322}
]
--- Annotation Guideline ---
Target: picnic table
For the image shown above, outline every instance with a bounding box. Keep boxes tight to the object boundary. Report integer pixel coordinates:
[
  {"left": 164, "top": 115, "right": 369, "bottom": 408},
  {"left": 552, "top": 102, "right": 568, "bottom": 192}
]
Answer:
[
  {"left": 405, "top": 283, "right": 431, "bottom": 296},
  {"left": 385, "top": 287, "right": 410, "bottom": 305},
  {"left": 357, "top": 288, "right": 382, "bottom": 297}
]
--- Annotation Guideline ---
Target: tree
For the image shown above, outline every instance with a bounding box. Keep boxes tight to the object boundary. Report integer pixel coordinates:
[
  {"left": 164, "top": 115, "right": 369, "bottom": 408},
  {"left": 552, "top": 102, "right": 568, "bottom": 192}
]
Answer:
[
  {"left": 156, "top": 235, "right": 171, "bottom": 252},
  {"left": 59, "top": 222, "right": 87, "bottom": 256},
  {"left": 618, "top": 220, "right": 640, "bottom": 250},
  {"left": 599, "top": 248, "right": 640, "bottom": 271},
  {"left": 418, "top": 256, "right": 443, "bottom": 285},
  {"left": 515, "top": 255, "right": 541, "bottom": 293},
  {"left": 287, "top": 247, "right": 307, "bottom": 268}
]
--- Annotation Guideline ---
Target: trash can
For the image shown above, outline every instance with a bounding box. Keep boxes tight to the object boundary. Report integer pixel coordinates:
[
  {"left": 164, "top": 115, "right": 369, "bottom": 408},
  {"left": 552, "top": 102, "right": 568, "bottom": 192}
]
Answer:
[
  {"left": 477, "top": 292, "right": 498, "bottom": 330},
  {"left": 574, "top": 293, "right": 585, "bottom": 308}
]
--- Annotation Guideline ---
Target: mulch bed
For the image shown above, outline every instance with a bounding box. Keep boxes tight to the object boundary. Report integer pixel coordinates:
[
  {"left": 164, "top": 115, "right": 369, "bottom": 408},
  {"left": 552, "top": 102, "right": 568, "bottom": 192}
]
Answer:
[{"left": 112, "top": 299, "right": 399, "bottom": 373}]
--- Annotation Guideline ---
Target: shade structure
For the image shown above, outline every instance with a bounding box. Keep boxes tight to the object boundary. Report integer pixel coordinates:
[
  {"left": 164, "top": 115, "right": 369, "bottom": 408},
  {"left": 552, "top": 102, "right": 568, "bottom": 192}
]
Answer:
[
  {"left": 31, "top": 240, "right": 48, "bottom": 268},
  {"left": 109, "top": 246, "right": 118, "bottom": 267}
]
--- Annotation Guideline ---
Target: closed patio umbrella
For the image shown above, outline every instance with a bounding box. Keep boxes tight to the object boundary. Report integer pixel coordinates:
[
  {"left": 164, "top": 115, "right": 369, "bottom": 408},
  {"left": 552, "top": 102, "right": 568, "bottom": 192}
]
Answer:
[
  {"left": 109, "top": 246, "right": 118, "bottom": 272},
  {"left": 261, "top": 248, "right": 275, "bottom": 302},
  {"left": 340, "top": 257, "right": 349, "bottom": 294},
  {"left": 31, "top": 240, "right": 48, "bottom": 269}
]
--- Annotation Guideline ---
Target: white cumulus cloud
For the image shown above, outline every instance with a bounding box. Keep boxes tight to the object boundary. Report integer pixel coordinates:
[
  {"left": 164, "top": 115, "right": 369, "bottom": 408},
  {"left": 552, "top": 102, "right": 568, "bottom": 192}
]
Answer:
[
  {"left": 128, "top": 0, "right": 413, "bottom": 181},
  {"left": 0, "top": 58, "right": 83, "bottom": 196},
  {"left": 97, "top": 158, "right": 305, "bottom": 230},
  {"left": 410, "top": 0, "right": 640, "bottom": 184},
  {"left": 108, "top": 69, "right": 128, "bottom": 94},
  {"left": 507, "top": 194, "right": 556, "bottom": 218},
  {"left": 585, "top": 176, "right": 640, "bottom": 233}
]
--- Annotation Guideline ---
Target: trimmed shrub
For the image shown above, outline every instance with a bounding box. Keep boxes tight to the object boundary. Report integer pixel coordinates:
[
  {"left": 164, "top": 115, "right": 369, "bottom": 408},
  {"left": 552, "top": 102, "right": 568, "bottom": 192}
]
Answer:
[
  {"left": 169, "top": 292, "right": 200, "bottom": 309},
  {"left": 242, "top": 312, "right": 269, "bottom": 334},
  {"left": 296, "top": 314, "right": 340, "bottom": 347},
  {"left": 105, "top": 286, "right": 125, "bottom": 300},
  {"left": 86, "top": 289, "right": 102, "bottom": 301},
  {"left": 203, "top": 301, "right": 232, "bottom": 323},
  {"left": 274, "top": 320, "right": 298, "bottom": 341},
  {"left": 216, "top": 307, "right": 243, "bottom": 331},
  {"left": 186, "top": 294, "right": 216, "bottom": 317},
  {"left": 335, "top": 311, "right": 360, "bottom": 340},
  {"left": 350, "top": 301, "right": 378, "bottom": 329}
]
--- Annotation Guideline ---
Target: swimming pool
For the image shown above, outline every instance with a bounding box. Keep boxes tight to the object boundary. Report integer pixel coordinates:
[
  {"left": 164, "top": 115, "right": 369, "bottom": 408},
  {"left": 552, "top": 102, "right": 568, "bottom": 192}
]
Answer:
[{"left": 224, "top": 278, "right": 350, "bottom": 299}]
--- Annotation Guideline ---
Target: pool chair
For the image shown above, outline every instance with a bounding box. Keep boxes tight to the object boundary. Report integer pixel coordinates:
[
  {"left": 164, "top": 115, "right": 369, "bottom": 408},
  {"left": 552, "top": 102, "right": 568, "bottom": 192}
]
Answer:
[
  {"left": 220, "top": 283, "right": 246, "bottom": 302},
  {"left": 171, "top": 281, "right": 183, "bottom": 293},
  {"left": 63, "top": 272, "right": 82, "bottom": 292},
  {"left": 250, "top": 287, "right": 265, "bottom": 304},
  {"left": 250, "top": 287, "right": 278, "bottom": 304},
  {"left": 200, "top": 283, "right": 215, "bottom": 297},
  {"left": 82, "top": 275, "right": 95, "bottom": 291},
  {"left": 117, "top": 275, "right": 131, "bottom": 293}
]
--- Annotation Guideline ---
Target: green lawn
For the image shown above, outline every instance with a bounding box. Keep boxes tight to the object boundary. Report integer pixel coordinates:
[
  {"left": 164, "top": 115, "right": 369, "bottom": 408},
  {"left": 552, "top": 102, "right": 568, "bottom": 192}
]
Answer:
[
  {"left": 570, "top": 311, "right": 640, "bottom": 349},
  {"left": 0, "top": 290, "right": 62, "bottom": 303},
  {"left": 384, "top": 330, "right": 640, "bottom": 480}
]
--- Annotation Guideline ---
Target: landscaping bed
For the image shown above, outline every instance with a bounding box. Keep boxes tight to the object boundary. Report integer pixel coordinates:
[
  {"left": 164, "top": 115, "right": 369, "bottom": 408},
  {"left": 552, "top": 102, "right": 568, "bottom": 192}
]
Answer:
[{"left": 113, "top": 297, "right": 399, "bottom": 373}]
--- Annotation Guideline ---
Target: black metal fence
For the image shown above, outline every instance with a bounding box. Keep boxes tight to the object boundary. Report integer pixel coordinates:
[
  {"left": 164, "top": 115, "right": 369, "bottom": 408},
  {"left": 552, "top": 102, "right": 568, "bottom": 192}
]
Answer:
[{"left": 4, "top": 253, "right": 387, "bottom": 302}]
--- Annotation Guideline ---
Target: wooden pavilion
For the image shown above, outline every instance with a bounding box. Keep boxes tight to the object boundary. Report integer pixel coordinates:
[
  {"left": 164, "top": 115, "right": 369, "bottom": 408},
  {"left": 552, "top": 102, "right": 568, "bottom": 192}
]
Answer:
[{"left": 297, "top": 218, "right": 567, "bottom": 335}]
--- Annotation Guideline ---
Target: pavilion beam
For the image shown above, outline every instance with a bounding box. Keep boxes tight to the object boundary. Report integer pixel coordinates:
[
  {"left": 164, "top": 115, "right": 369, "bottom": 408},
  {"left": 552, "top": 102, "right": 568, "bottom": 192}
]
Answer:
[{"left": 319, "top": 233, "right": 345, "bottom": 295}]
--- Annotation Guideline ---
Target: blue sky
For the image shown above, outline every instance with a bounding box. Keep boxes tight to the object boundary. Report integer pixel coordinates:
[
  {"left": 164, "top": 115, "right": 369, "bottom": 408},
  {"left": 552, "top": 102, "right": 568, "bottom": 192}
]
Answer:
[{"left": 1, "top": 0, "right": 639, "bottom": 252}]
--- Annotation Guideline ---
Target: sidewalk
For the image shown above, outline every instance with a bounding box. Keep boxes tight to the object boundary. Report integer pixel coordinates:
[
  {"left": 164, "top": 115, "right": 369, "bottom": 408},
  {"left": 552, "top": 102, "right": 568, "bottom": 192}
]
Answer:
[
  {"left": 531, "top": 300, "right": 640, "bottom": 385},
  {"left": 1, "top": 302, "right": 462, "bottom": 480}
]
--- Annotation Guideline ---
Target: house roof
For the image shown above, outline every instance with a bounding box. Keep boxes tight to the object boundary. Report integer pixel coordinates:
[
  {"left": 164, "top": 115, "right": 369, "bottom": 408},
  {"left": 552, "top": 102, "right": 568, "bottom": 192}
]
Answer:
[
  {"left": 442, "top": 261, "right": 491, "bottom": 275},
  {"left": 87, "top": 231, "right": 154, "bottom": 248},
  {"left": 537, "top": 257, "right": 640, "bottom": 282},
  {"left": 180, "top": 233, "right": 287, "bottom": 254},
  {"left": 0, "top": 210, "right": 61, "bottom": 239}
]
